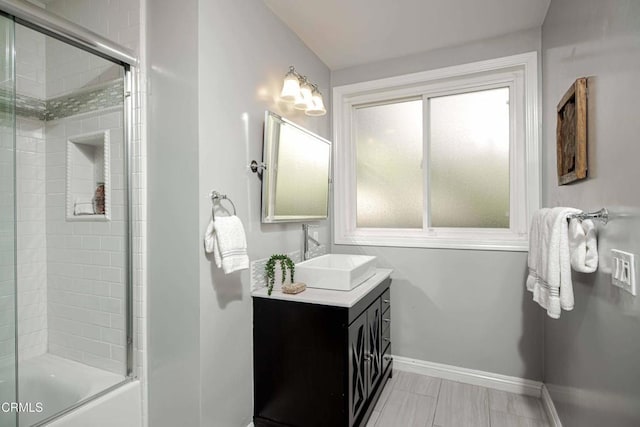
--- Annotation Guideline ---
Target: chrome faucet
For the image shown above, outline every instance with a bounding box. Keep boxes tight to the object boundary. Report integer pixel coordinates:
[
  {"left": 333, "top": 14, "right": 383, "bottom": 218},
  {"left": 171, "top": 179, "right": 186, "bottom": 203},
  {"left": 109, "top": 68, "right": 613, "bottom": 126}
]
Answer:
[{"left": 302, "top": 224, "right": 321, "bottom": 260}]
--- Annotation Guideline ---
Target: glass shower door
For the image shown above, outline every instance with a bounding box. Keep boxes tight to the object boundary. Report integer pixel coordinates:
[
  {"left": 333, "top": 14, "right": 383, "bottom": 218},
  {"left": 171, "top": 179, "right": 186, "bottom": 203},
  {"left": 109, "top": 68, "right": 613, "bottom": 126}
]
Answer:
[{"left": 0, "top": 12, "right": 16, "bottom": 427}]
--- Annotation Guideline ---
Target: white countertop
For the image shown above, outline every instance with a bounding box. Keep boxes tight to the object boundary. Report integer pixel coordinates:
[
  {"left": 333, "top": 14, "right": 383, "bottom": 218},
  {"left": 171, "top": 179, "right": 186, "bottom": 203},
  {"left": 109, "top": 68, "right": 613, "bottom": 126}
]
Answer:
[{"left": 251, "top": 268, "right": 392, "bottom": 308}]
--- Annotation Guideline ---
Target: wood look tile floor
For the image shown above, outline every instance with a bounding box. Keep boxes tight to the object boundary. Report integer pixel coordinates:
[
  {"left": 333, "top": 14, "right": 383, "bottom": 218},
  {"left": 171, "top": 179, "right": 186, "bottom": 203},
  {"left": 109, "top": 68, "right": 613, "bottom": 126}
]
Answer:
[{"left": 367, "top": 370, "right": 550, "bottom": 427}]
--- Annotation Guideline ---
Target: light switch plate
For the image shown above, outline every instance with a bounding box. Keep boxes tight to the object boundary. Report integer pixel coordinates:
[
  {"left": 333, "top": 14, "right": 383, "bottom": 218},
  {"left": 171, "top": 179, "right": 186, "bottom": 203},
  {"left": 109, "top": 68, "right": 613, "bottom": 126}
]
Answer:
[{"left": 611, "top": 249, "right": 636, "bottom": 296}]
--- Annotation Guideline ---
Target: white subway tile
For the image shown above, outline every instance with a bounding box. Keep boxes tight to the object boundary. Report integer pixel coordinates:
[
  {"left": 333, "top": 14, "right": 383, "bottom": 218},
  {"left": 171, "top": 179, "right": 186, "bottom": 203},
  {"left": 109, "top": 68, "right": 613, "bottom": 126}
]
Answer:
[
  {"left": 92, "top": 281, "right": 111, "bottom": 297},
  {"left": 100, "top": 267, "right": 122, "bottom": 283},
  {"left": 100, "top": 327, "right": 124, "bottom": 345},
  {"left": 110, "top": 314, "right": 125, "bottom": 330},
  {"left": 99, "top": 297, "right": 121, "bottom": 314},
  {"left": 101, "top": 236, "right": 123, "bottom": 251}
]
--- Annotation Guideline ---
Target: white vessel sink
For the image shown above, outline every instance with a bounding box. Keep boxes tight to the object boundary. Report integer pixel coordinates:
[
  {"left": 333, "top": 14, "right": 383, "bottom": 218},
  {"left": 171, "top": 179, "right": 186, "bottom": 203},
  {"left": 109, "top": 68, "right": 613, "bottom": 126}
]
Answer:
[{"left": 296, "top": 254, "right": 377, "bottom": 291}]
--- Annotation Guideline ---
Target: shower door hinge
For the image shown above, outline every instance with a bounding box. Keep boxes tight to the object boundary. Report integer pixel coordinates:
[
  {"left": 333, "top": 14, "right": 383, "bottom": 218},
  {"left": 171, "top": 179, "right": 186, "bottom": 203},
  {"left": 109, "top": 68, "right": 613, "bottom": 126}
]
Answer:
[{"left": 127, "top": 336, "right": 133, "bottom": 345}]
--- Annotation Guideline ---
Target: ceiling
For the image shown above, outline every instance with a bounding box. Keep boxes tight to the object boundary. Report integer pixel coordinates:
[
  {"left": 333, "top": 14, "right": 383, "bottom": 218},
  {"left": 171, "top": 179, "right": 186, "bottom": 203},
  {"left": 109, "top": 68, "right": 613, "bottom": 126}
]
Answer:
[{"left": 263, "top": 0, "right": 551, "bottom": 70}]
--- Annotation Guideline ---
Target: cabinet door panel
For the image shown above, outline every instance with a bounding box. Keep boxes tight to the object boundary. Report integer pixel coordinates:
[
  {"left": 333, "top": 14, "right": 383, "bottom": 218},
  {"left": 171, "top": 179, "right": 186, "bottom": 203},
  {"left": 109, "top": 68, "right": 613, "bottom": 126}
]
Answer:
[
  {"left": 367, "top": 301, "right": 382, "bottom": 392},
  {"left": 348, "top": 312, "right": 368, "bottom": 425}
]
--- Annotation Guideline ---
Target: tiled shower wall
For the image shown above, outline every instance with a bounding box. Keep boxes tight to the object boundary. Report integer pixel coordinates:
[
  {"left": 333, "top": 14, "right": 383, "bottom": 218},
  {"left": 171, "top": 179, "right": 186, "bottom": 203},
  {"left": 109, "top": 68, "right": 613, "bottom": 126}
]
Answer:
[
  {"left": 42, "top": 0, "right": 145, "bottom": 380},
  {"left": 45, "top": 36, "right": 120, "bottom": 100},
  {"left": 15, "top": 118, "right": 47, "bottom": 361},
  {"left": 8, "top": 15, "right": 131, "bottom": 375},
  {"left": 45, "top": 108, "right": 126, "bottom": 374},
  {"left": 0, "top": 0, "right": 145, "bottom": 388},
  {"left": 0, "top": 116, "right": 48, "bottom": 365},
  {"left": 0, "top": 22, "right": 45, "bottom": 367},
  {"left": 0, "top": 100, "right": 16, "bottom": 367},
  {"left": 15, "top": 25, "right": 48, "bottom": 361}
]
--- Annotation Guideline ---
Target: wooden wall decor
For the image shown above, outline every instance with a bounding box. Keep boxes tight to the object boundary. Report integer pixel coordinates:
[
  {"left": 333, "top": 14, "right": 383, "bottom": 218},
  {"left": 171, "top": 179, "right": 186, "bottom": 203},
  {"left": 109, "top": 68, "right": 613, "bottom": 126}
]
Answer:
[{"left": 557, "top": 77, "right": 588, "bottom": 185}]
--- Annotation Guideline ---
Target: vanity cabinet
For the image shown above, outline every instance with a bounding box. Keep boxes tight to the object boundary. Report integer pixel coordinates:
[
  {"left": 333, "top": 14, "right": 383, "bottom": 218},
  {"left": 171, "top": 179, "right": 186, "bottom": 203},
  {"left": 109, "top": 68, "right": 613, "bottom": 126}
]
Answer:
[{"left": 253, "top": 276, "right": 392, "bottom": 427}]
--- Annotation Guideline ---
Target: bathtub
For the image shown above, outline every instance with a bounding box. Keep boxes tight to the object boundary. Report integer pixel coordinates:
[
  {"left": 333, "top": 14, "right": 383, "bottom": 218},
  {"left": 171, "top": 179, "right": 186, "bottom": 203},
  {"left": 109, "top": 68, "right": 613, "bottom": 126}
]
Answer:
[{"left": 0, "top": 354, "right": 140, "bottom": 426}]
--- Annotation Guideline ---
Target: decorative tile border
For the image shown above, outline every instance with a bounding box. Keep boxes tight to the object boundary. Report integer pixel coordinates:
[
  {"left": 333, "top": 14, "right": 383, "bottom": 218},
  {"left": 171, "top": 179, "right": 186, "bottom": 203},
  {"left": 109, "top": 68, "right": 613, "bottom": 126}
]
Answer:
[
  {"left": 0, "top": 79, "right": 123, "bottom": 122},
  {"left": 16, "top": 92, "right": 47, "bottom": 121},
  {"left": 46, "top": 80, "right": 124, "bottom": 121},
  {"left": 0, "top": 89, "right": 47, "bottom": 121}
]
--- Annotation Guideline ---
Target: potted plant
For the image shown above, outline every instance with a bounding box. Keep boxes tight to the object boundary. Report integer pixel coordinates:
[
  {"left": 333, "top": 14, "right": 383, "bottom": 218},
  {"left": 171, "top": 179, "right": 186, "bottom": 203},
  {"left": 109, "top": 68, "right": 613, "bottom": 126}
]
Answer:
[{"left": 265, "top": 254, "right": 295, "bottom": 296}]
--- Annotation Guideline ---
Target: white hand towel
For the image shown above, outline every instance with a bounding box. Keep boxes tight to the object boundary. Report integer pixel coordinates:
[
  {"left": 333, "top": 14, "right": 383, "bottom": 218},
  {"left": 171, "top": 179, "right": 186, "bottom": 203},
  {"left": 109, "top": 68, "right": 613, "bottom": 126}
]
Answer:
[
  {"left": 569, "top": 218, "right": 598, "bottom": 273},
  {"left": 203, "top": 215, "right": 249, "bottom": 274},
  {"left": 204, "top": 220, "right": 215, "bottom": 253},
  {"left": 526, "top": 207, "right": 580, "bottom": 318}
]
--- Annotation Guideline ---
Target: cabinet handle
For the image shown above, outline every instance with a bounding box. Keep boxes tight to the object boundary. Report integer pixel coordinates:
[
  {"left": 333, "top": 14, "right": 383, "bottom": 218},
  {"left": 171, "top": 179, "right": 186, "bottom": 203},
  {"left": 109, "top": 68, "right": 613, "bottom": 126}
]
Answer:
[
  {"left": 383, "top": 299, "right": 390, "bottom": 303},
  {"left": 383, "top": 318, "right": 390, "bottom": 323}
]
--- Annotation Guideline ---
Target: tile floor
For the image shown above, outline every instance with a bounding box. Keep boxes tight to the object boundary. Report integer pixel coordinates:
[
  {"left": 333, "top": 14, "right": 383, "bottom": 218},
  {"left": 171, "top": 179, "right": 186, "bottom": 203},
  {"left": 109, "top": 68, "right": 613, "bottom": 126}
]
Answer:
[{"left": 367, "top": 370, "right": 550, "bottom": 427}]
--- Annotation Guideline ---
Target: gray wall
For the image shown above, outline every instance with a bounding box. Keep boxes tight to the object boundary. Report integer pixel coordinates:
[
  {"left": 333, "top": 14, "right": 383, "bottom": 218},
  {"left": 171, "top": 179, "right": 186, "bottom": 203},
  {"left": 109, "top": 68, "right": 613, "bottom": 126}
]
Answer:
[
  {"left": 197, "top": 0, "right": 330, "bottom": 425},
  {"left": 541, "top": 1, "right": 640, "bottom": 425},
  {"left": 332, "top": 28, "right": 545, "bottom": 381},
  {"left": 146, "top": 0, "right": 201, "bottom": 425},
  {"left": 331, "top": 27, "right": 541, "bottom": 86}
]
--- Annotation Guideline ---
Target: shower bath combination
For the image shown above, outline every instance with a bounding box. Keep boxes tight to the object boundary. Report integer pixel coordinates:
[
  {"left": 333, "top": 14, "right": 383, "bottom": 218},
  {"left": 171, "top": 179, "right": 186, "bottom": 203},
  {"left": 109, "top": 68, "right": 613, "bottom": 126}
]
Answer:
[{"left": 0, "top": 1, "right": 138, "bottom": 425}]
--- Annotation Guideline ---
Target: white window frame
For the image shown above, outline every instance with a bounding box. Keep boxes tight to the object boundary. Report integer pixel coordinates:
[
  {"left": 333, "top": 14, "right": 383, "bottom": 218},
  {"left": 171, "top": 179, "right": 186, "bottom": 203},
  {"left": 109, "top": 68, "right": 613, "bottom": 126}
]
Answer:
[{"left": 332, "top": 52, "right": 540, "bottom": 251}]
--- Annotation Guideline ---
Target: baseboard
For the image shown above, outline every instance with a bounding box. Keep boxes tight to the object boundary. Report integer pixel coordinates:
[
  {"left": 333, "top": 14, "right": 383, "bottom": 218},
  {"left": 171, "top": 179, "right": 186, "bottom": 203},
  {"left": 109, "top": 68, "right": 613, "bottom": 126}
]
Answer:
[
  {"left": 392, "top": 355, "right": 543, "bottom": 397},
  {"left": 541, "top": 385, "right": 563, "bottom": 427}
]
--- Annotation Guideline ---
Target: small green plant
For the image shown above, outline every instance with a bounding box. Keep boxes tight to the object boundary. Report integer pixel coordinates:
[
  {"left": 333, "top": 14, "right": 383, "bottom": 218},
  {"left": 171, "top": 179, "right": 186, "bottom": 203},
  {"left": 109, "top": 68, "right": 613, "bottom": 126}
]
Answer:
[{"left": 265, "top": 254, "right": 295, "bottom": 296}]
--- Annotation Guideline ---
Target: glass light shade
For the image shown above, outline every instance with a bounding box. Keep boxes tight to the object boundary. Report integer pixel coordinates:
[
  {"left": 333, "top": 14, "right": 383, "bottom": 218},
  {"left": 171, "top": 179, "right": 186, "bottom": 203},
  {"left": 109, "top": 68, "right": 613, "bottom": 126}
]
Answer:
[
  {"left": 280, "top": 74, "right": 300, "bottom": 102},
  {"left": 305, "top": 92, "right": 326, "bottom": 116},
  {"left": 294, "top": 82, "right": 313, "bottom": 110}
]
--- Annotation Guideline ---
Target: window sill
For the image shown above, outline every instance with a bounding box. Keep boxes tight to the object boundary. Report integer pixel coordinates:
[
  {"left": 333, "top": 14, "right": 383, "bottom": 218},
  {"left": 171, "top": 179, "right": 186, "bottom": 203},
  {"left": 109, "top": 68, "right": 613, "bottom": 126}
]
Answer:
[{"left": 334, "top": 234, "right": 528, "bottom": 252}]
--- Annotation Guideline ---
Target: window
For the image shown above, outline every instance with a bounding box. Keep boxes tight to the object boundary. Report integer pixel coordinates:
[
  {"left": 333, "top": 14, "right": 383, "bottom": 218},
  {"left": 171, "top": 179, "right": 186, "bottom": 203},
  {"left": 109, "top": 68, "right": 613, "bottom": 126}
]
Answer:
[
  {"left": 333, "top": 52, "right": 540, "bottom": 251},
  {"left": 355, "top": 99, "right": 423, "bottom": 229}
]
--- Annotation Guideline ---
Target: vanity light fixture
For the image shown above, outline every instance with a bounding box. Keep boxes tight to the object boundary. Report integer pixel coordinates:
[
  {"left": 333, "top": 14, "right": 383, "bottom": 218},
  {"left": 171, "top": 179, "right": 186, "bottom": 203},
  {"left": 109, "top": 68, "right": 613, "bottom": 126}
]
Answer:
[{"left": 279, "top": 66, "right": 327, "bottom": 116}]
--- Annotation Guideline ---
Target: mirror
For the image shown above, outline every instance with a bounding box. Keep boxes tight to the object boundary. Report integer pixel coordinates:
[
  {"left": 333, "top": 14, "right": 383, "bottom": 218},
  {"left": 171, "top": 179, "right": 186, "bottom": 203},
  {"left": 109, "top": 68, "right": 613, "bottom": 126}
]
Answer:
[{"left": 261, "top": 111, "right": 331, "bottom": 223}]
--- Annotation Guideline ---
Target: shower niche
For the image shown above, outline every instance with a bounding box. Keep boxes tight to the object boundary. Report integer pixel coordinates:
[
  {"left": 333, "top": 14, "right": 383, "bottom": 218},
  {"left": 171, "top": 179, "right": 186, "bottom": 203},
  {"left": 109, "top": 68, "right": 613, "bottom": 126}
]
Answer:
[{"left": 66, "top": 130, "right": 111, "bottom": 221}]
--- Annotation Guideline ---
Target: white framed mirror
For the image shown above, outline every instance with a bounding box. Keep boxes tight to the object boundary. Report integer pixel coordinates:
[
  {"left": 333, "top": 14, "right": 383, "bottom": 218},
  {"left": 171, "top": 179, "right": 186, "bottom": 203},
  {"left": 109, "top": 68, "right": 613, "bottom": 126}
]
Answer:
[{"left": 261, "top": 111, "right": 331, "bottom": 223}]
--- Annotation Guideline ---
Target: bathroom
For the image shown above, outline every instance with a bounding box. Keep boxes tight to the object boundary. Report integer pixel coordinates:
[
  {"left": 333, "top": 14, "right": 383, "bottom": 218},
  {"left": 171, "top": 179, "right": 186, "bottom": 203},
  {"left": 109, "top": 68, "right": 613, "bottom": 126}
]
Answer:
[{"left": 0, "top": 0, "right": 639, "bottom": 426}]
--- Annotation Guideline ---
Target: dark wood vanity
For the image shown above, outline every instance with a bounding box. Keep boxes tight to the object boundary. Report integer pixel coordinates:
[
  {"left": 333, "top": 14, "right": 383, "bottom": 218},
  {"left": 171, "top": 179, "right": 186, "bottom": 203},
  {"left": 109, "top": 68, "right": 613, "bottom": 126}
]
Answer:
[{"left": 252, "top": 274, "right": 392, "bottom": 427}]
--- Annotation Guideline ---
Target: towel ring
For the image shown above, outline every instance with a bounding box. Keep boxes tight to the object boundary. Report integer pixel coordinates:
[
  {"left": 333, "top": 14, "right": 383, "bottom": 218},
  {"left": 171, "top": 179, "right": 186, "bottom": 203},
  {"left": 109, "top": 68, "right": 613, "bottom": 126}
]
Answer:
[{"left": 210, "top": 191, "right": 237, "bottom": 220}]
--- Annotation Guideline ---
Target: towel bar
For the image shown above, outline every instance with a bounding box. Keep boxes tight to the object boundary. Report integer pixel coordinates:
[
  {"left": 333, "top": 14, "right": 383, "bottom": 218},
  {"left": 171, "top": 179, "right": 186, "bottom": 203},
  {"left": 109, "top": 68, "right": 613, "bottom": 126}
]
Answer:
[
  {"left": 568, "top": 208, "right": 608, "bottom": 224},
  {"left": 210, "top": 190, "right": 237, "bottom": 220}
]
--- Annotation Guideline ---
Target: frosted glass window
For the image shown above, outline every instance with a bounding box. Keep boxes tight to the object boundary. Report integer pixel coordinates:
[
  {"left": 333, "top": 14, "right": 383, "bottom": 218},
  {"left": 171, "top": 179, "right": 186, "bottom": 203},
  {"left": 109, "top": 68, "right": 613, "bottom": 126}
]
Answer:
[
  {"left": 334, "top": 53, "right": 539, "bottom": 250},
  {"left": 355, "top": 100, "right": 423, "bottom": 228},
  {"left": 429, "top": 88, "right": 510, "bottom": 228}
]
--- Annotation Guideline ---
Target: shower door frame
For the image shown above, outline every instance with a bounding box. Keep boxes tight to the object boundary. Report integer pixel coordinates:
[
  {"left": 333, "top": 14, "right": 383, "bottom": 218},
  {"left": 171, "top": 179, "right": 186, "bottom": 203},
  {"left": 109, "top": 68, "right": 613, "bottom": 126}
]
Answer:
[
  {"left": 0, "top": 0, "right": 139, "bottom": 421},
  {"left": 0, "top": 10, "right": 18, "bottom": 427}
]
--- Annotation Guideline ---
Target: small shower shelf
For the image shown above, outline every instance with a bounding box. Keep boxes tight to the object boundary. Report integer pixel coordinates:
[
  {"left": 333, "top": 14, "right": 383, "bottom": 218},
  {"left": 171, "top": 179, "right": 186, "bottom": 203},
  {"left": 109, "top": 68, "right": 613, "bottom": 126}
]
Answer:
[{"left": 66, "top": 131, "right": 111, "bottom": 222}]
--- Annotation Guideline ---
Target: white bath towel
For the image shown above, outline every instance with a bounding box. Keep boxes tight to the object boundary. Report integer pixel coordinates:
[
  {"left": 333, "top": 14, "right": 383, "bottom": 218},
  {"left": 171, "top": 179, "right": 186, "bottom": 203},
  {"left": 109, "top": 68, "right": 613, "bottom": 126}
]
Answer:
[
  {"left": 204, "top": 215, "right": 249, "bottom": 274},
  {"left": 568, "top": 218, "right": 598, "bottom": 273},
  {"left": 526, "top": 207, "right": 580, "bottom": 318}
]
